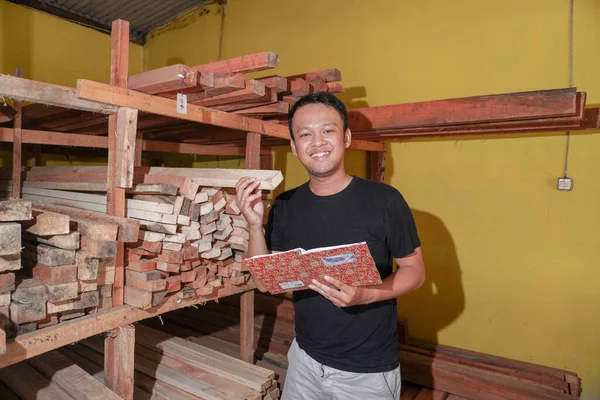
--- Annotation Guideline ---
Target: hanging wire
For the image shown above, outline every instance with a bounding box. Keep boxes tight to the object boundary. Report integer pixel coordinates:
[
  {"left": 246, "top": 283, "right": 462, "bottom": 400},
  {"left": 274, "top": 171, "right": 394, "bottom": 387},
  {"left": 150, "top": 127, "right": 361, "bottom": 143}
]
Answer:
[
  {"left": 563, "top": 0, "right": 575, "bottom": 178},
  {"left": 218, "top": 2, "right": 226, "bottom": 61}
]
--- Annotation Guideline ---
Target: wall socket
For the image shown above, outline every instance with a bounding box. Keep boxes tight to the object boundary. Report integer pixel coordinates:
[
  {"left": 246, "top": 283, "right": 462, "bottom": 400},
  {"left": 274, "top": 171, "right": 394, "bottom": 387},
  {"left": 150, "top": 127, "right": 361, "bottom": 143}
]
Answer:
[{"left": 557, "top": 177, "right": 573, "bottom": 191}]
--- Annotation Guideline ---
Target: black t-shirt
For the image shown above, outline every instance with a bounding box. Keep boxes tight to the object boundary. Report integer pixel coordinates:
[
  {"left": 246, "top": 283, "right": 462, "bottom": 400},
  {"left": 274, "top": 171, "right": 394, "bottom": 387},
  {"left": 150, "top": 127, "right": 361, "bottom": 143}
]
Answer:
[{"left": 265, "top": 176, "right": 421, "bottom": 373}]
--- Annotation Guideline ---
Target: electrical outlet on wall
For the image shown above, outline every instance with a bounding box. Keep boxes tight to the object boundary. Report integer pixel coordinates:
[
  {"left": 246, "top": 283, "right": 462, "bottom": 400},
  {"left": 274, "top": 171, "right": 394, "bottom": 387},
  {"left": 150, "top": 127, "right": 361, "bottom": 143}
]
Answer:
[{"left": 557, "top": 177, "right": 573, "bottom": 191}]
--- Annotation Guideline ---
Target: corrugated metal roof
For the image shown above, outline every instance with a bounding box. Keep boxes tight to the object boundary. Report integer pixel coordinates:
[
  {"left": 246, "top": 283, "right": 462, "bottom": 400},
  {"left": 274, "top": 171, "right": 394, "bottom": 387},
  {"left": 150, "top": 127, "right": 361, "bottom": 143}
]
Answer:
[{"left": 10, "top": 0, "right": 215, "bottom": 44}]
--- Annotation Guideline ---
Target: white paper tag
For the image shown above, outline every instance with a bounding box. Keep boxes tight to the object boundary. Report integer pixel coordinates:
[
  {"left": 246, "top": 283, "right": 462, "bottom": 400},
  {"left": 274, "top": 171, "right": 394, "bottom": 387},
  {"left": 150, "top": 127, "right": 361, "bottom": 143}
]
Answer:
[
  {"left": 321, "top": 252, "right": 357, "bottom": 267},
  {"left": 177, "top": 93, "right": 187, "bottom": 114},
  {"left": 279, "top": 280, "right": 305, "bottom": 290}
]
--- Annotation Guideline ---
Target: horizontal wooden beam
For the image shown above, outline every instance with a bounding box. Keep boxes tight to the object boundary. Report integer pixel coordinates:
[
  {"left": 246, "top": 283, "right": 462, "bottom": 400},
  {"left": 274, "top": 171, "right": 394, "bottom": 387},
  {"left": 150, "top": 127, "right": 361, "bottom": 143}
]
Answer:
[
  {"left": 75, "top": 79, "right": 290, "bottom": 139},
  {"left": 193, "top": 52, "right": 279, "bottom": 74},
  {"left": 348, "top": 88, "right": 579, "bottom": 132},
  {"left": 0, "top": 75, "right": 117, "bottom": 114},
  {"left": 142, "top": 139, "right": 270, "bottom": 156},
  {"left": 5, "top": 0, "right": 146, "bottom": 45},
  {"left": 0, "top": 282, "right": 256, "bottom": 369},
  {"left": 0, "top": 128, "right": 259, "bottom": 156}
]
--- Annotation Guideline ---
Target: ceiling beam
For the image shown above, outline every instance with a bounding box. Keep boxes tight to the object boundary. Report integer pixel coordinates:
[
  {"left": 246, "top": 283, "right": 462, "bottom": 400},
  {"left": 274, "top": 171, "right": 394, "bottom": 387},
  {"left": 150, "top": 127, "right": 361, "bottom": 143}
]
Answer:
[{"left": 6, "top": 0, "right": 146, "bottom": 45}]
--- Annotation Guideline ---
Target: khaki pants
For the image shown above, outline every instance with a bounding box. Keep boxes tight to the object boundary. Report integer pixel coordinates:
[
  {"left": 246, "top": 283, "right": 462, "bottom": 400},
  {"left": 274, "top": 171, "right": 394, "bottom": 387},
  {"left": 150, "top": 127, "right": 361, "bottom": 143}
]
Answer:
[{"left": 282, "top": 339, "right": 401, "bottom": 400}]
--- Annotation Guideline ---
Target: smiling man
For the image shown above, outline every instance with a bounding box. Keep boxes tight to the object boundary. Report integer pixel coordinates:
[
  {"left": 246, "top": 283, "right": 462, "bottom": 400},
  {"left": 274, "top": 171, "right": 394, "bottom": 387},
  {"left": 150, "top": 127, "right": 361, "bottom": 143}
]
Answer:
[{"left": 235, "top": 92, "right": 425, "bottom": 400}]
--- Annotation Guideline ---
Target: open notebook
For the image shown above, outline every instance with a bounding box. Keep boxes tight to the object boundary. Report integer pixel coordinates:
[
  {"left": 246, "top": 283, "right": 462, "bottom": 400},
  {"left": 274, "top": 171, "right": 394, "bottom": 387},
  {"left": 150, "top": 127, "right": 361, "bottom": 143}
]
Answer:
[{"left": 242, "top": 242, "right": 382, "bottom": 294}]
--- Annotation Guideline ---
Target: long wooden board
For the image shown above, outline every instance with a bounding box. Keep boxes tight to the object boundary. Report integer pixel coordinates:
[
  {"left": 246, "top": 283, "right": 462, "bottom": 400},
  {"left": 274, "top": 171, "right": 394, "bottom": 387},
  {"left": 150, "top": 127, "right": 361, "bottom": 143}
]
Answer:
[
  {"left": 347, "top": 88, "right": 579, "bottom": 132},
  {"left": 0, "top": 74, "right": 117, "bottom": 114}
]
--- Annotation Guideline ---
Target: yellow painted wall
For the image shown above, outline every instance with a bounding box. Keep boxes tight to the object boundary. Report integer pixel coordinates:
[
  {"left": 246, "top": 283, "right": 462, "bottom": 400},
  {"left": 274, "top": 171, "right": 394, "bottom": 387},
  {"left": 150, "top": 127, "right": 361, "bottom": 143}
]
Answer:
[
  {"left": 144, "top": 1, "right": 600, "bottom": 397},
  {"left": 0, "top": 0, "right": 143, "bottom": 86}
]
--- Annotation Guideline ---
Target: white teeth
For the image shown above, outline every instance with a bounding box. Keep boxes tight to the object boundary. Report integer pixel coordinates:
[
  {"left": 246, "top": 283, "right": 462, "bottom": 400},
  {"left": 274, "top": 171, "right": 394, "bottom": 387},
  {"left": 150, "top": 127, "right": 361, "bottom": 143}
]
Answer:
[{"left": 311, "top": 151, "right": 330, "bottom": 158}]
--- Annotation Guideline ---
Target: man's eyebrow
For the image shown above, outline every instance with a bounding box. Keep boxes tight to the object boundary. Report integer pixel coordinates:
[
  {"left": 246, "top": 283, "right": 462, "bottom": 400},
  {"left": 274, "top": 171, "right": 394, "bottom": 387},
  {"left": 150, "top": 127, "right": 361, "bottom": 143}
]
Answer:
[{"left": 296, "top": 122, "right": 339, "bottom": 131}]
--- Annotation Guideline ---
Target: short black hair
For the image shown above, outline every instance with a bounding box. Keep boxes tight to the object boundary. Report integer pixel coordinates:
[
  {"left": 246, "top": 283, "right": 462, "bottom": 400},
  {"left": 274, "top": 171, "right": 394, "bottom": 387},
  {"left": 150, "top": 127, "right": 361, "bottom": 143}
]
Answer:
[{"left": 287, "top": 92, "right": 348, "bottom": 140}]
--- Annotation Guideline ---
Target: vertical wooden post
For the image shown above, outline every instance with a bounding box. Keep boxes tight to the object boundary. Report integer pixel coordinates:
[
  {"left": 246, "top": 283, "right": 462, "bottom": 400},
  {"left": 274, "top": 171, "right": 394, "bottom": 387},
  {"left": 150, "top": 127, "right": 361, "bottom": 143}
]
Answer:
[
  {"left": 104, "top": 324, "right": 135, "bottom": 400},
  {"left": 105, "top": 19, "right": 135, "bottom": 398},
  {"left": 107, "top": 19, "right": 129, "bottom": 308},
  {"left": 11, "top": 68, "right": 22, "bottom": 199},
  {"left": 369, "top": 150, "right": 386, "bottom": 182},
  {"left": 240, "top": 132, "right": 260, "bottom": 363}
]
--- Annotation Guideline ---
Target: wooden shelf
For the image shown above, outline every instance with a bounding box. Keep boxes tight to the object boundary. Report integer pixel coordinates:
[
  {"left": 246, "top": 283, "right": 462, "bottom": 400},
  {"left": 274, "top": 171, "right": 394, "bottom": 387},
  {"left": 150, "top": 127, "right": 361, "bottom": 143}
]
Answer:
[{"left": 0, "top": 281, "right": 256, "bottom": 369}]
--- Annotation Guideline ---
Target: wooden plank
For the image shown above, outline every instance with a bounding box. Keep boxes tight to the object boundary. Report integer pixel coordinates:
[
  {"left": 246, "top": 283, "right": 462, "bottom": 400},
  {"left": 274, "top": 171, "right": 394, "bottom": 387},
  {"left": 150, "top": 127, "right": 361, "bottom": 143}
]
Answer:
[
  {"left": 235, "top": 102, "right": 289, "bottom": 117},
  {"left": 0, "top": 223, "right": 21, "bottom": 256},
  {"left": 0, "top": 281, "right": 255, "bottom": 368},
  {"left": 0, "top": 74, "right": 116, "bottom": 113},
  {"left": 12, "top": 68, "right": 22, "bottom": 200},
  {"left": 22, "top": 209, "right": 70, "bottom": 236},
  {"left": 135, "top": 325, "right": 272, "bottom": 391},
  {"left": 188, "top": 79, "right": 266, "bottom": 106},
  {"left": 0, "top": 127, "right": 107, "bottom": 148},
  {"left": 128, "top": 64, "right": 198, "bottom": 94},
  {"left": 194, "top": 52, "right": 279, "bottom": 74},
  {"left": 0, "top": 328, "right": 5, "bottom": 355},
  {"left": 27, "top": 349, "right": 122, "bottom": 400},
  {"left": 115, "top": 107, "right": 138, "bottom": 188},
  {"left": 348, "top": 88, "right": 579, "bottom": 132},
  {"left": 369, "top": 151, "right": 386, "bottom": 182},
  {"left": 286, "top": 68, "right": 342, "bottom": 83},
  {"left": 104, "top": 324, "right": 135, "bottom": 400},
  {"left": 142, "top": 166, "right": 283, "bottom": 190},
  {"left": 142, "top": 139, "right": 251, "bottom": 156},
  {"left": 0, "top": 360, "right": 73, "bottom": 399},
  {"left": 0, "top": 199, "right": 31, "bottom": 221}
]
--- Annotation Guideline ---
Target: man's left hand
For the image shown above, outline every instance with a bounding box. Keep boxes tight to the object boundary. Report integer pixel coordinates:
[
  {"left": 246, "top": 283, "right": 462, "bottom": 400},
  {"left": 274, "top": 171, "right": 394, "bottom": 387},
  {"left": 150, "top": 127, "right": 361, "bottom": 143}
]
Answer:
[{"left": 308, "top": 276, "right": 369, "bottom": 307}]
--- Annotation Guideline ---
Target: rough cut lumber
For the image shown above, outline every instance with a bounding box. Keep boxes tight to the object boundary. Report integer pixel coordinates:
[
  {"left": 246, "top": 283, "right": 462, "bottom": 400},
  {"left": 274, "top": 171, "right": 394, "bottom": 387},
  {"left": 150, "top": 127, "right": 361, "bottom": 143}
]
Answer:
[
  {"left": 115, "top": 107, "right": 138, "bottom": 188},
  {"left": 0, "top": 103, "right": 16, "bottom": 123},
  {"left": 23, "top": 209, "right": 69, "bottom": 236},
  {"left": 0, "top": 74, "right": 117, "bottom": 114},
  {"left": 23, "top": 231, "right": 80, "bottom": 251},
  {"left": 128, "top": 63, "right": 199, "bottom": 94},
  {"left": 347, "top": 87, "right": 578, "bottom": 132},
  {"left": 142, "top": 167, "right": 284, "bottom": 190},
  {"left": 0, "top": 199, "right": 31, "bottom": 221},
  {"left": 23, "top": 242, "right": 75, "bottom": 267},
  {"left": 188, "top": 79, "right": 266, "bottom": 106},
  {"left": 0, "top": 360, "right": 73, "bottom": 399},
  {"left": 285, "top": 68, "right": 342, "bottom": 83},
  {"left": 0, "top": 223, "right": 20, "bottom": 256},
  {"left": 29, "top": 202, "right": 139, "bottom": 242},
  {"left": 27, "top": 350, "right": 122, "bottom": 400},
  {"left": 194, "top": 51, "right": 279, "bottom": 74}
]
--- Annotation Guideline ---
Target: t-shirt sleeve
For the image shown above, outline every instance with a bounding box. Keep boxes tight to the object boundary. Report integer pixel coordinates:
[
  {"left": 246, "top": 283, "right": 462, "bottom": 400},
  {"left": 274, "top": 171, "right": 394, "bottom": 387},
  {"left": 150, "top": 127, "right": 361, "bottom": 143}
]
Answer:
[
  {"left": 265, "top": 198, "right": 284, "bottom": 252},
  {"left": 386, "top": 190, "right": 421, "bottom": 259}
]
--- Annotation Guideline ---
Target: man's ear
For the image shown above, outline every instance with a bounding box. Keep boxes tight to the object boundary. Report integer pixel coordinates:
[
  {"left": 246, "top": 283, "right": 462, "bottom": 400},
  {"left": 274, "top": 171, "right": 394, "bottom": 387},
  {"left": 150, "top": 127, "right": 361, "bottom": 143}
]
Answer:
[
  {"left": 290, "top": 138, "right": 297, "bottom": 156},
  {"left": 344, "top": 128, "right": 352, "bottom": 148}
]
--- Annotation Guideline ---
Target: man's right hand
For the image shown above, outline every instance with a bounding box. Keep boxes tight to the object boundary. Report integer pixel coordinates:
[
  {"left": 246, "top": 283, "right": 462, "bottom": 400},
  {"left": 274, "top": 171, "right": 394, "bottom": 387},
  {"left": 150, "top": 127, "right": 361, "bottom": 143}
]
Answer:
[{"left": 235, "top": 177, "right": 264, "bottom": 230}]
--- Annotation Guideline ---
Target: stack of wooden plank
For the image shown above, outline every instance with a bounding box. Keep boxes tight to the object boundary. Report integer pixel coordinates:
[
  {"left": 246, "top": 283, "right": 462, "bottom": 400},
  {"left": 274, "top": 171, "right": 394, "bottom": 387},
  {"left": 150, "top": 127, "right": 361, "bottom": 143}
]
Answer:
[
  {"left": 0, "top": 323, "right": 279, "bottom": 400},
  {"left": 147, "top": 293, "right": 581, "bottom": 400},
  {"left": 0, "top": 199, "right": 32, "bottom": 353},
  {"left": 128, "top": 51, "right": 343, "bottom": 118},
  {"left": 8, "top": 166, "right": 281, "bottom": 310},
  {"left": 5, "top": 204, "right": 128, "bottom": 337},
  {"left": 0, "top": 349, "right": 121, "bottom": 399}
]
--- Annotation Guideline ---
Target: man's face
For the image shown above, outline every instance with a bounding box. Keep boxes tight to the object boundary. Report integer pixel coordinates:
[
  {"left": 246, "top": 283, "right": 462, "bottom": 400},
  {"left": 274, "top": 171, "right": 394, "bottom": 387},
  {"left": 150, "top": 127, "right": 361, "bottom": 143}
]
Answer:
[{"left": 290, "top": 103, "right": 351, "bottom": 178}]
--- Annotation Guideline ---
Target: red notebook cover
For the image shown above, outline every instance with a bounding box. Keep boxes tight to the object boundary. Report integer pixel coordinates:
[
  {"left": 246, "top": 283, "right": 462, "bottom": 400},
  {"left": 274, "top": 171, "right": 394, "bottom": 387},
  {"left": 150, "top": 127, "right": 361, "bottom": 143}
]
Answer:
[{"left": 242, "top": 242, "right": 383, "bottom": 294}]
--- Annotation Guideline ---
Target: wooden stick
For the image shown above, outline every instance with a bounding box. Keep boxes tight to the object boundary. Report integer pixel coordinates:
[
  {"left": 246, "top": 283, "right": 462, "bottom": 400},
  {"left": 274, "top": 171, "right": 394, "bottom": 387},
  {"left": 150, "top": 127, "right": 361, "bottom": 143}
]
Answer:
[
  {"left": 128, "top": 64, "right": 200, "bottom": 94},
  {"left": 11, "top": 68, "right": 22, "bottom": 200}
]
